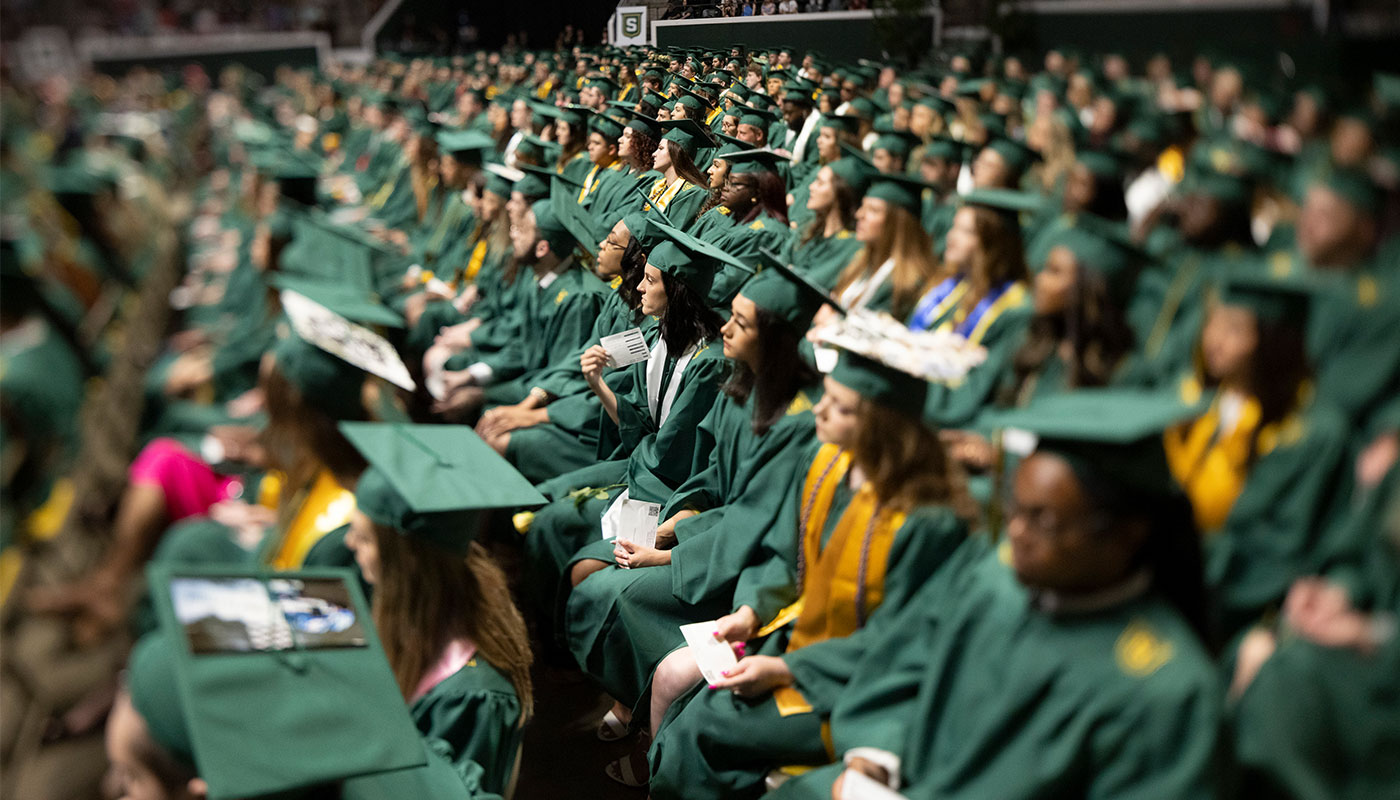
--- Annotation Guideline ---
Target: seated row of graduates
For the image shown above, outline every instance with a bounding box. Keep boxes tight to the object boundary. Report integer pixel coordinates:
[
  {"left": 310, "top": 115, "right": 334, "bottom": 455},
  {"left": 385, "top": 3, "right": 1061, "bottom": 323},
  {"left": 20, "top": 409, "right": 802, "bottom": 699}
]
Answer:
[{"left": 45, "top": 56, "right": 1400, "bottom": 800}]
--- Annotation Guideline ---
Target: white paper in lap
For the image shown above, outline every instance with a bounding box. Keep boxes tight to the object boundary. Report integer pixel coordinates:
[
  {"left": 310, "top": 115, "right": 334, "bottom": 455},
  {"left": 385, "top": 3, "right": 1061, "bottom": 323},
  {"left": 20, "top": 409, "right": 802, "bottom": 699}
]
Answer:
[
  {"left": 679, "top": 622, "right": 739, "bottom": 685},
  {"left": 600, "top": 489, "right": 660, "bottom": 548},
  {"left": 839, "top": 770, "right": 908, "bottom": 800}
]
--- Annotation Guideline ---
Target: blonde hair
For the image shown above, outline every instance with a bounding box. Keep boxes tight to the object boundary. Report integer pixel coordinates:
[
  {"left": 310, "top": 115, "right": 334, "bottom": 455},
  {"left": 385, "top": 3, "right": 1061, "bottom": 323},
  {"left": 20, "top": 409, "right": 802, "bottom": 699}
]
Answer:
[{"left": 833, "top": 204, "right": 938, "bottom": 320}]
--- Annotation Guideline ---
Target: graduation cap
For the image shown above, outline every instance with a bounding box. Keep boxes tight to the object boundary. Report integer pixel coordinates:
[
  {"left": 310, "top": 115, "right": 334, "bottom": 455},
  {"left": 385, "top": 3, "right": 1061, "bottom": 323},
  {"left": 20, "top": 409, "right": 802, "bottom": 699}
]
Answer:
[
  {"left": 737, "top": 106, "right": 780, "bottom": 131},
  {"left": 1075, "top": 150, "right": 1125, "bottom": 181},
  {"left": 646, "top": 218, "right": 755, "bottom": 298},
  {"left": 984, "top": 136, "right": 1039, "bottom": 175},
  {"left": 723, "top": 148, "right": 787, "bottom": 175},
  {"left": 745, "top": 247, "right": 844, "bottom": 331},
  {"left": 586, "top": 108, "right": 625, "bottom": 141},
  {"left": 871, "top": 126, "right": 921, "bottom": 160},
  {"left": 921, "top": 135, "right": 970, "bottom": 163},
  {"left": 1219, "top": 263, "right": 1325, "bottom": 326},
  {"left": 435, "top": 128, "right": 496, "bottom": 163},
  {"left": 514, "top": 133, "right": 558, "bottom": 165},
  {"left": 981, "top": 388, "right": 1206, "bottom": 499},
  {"left": 846, "top": 96, "right": 877, "bottom": 121},
  {"left": 782, "top": 82, "right": 816, "bottom": 106},
  {"left": 827, "top": 146, "right": 877, "bottom": 195},
  {"left": 268, "top": 273, "right": 403, "bottom": 328},
  {"left": 278, "top": 288, "right": 414, "bottom": 395},
  {"left": 133, "top": 566, "right": 432, "bottom": 799},
  {"left": 866, "top": 173, "right": 939, "bottom": 216},
  {"left": 1041, "top": 218, "right": 1142, "bottom": 305},
  {"left": 659, "top": 117, "right": 716, "bottom": 158},
  {"left": 829, "top": 350, "right": 930, "bottom": 417},
  {"left": 818, "top": 114, "right": 863, "bottom": 137},
  {"left": 343, "top": 422, "right": 546, "bottom": 552},
  {"left": 960, "top": 187, "right": 1047, "bottom": 215},
  {"left": 551, "top": 186, "right": 602, "bottom": 259},
  {"left": 531, "top": 103, "right": 588, "bottom": 128},
  {"left": 587, "top": 75, "right": 621, "bottom": 99},
  {"left": 529, "top": 196, "right": 583, "bottom": 258},
  {"left": 482, "top": 162, "right": 520, "bottom": 199}
]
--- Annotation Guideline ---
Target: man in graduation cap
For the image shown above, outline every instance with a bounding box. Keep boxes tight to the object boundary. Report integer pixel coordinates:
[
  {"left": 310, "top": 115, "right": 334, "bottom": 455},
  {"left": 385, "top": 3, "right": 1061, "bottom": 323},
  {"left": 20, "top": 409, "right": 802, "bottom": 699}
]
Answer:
[
  {"left": 430, "top": 197, "right": 608, "bottom": 419},
  {"left": 778, "top": 81, "right": 824, "bottom": 183}
]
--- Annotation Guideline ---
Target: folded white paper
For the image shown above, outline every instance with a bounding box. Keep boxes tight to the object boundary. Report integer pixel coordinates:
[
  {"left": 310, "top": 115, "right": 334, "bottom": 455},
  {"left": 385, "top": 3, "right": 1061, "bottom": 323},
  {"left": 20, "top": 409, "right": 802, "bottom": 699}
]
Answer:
[
  {"left": 600, "top": 327, "right": 650, "bottom": 368},
  {"left": 840, "top": 770, "right": 907, "bottom": 800},
  {"left": 680, "top": 622, "right": 739, "bottom": 685}
]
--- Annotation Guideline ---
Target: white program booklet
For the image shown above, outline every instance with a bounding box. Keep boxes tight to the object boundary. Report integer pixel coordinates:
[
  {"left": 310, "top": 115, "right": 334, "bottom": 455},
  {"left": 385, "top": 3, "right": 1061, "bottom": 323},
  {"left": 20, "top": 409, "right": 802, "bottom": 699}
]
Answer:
[
  {"left": 614, "top": 497, "right": 661, "bottom": 548},
  {"left": 600, "top": 327, "right": 650, "bottom": 367},
  {"left": 839, "top": 770, "right": 907, "bottom": 800},
  {"left": 679, "top": 621, "right": 739, "bottom": 685}
]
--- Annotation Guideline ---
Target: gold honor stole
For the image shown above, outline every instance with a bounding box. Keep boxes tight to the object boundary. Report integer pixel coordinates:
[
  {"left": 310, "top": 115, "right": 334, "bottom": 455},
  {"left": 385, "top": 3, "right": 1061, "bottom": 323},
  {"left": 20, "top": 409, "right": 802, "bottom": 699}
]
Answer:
[
  {"left": 766, "top": 443, "right": 907, "bottom": 715},
  {"left": 266, "top": 470, "right": 357, "bottom": 570},
  {"left": 464, "top": 237, "right": 490, "bottom": 282},
  {"left": 648, "top": 177, "right": 689, "bottom": 211}
]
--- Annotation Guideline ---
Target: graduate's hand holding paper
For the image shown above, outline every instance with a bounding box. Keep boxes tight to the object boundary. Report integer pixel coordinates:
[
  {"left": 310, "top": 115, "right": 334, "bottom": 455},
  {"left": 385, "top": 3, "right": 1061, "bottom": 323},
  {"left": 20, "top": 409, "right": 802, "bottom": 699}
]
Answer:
[
  {"left": 714, "top": 605, "right": 760, "bottom": 645},
  {"left": 599, "top": 327, "right": 650, "bottom": 367},
  {"left": 613, "top": 539, "right": 670, "bottom": 569},
  {"left": 680, "top": 622, "right": 739, "bottom": 685},
  {"left": 706, "top": 655, "right": 792, "bottom": 698},
  {"left": 581, "top": 344, "right": 612, "bottom": 387}
]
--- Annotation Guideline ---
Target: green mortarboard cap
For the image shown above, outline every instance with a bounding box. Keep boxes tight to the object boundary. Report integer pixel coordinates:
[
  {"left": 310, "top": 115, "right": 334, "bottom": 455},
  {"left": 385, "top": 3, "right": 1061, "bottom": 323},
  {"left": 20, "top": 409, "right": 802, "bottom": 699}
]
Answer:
[
  {"left": 847, "top": 97, "right": 877, "bottom": 121},
  {"left": 641, "top": 91, "right": 669, "bottom": 109},
  {"left": 343, "top": 423, "right": 546, "bottom": 552},
  {"left": 137, "top": 565, "right": 430, "bottom": 799},
  {"left": 660, "top": 117, "right": 715, "bottom": 158},
  {"left": 271, "top": 331, "right": 366, "bottom": 420},
  {"left": 674, "top": 90, "right": 709, "bottom": 115},
  {"left": 509, "top": 164, "right": 551, "bottom": 198},
  {"left": 551, "top": 187, "right": 602, "bottom": 258},
  {"left": 529, "top": 197, "right": 579, "bottom": 258},
  {"left": 1045, "top": 219, "right": 1140, "bottom": 305},
  {"left": 830, "top": 350, "right": 928, "bottom": 417},
  {"left": 956, "top": 78, "right": 992, "bottom": 97},
  {"left": 921, "top": 135, "right": 968, "bottom": 162},
  {"left": 435, "top": 128, "right": 496, "bottom": 161},
  {"left": 723, "top": 148, "right": 786, "bottom": 175},
  {"left": 985, "top": 136, "right": 1039, "bottom": 174},
  {"left": 827, "top": 148, "right": 876, "bottom": 195},
  {"left": 1076, "top": 150, "right": 1124, "bottom": 180},
  {"left": 1179, "top": 166, "right": 1251, "bottom": 208},
  {"left": 982, "top": 388, "right": 1204, "bottom": 499},
  {"left": 866, "top": 173, "right": 938, "bottom": 216},
  {"left": 646, "top": 218, "right": 754, "bottom": 298},
  {"left": 743, "top": 248, "right": 842, "bottom": 331},
  {"left": 961, "top": 187, "right": 1046, "bottom": 218},
  {"left": 588, "top": 75, "right": 620, "bottom": 98},
  {"left": 782, "top": 83, "right": 816, "bottom": 106},
  {"left": 269, "top": 273, "right": 403, "bottom": 328},
  {"left": 1219, "top": 264, "right": 1322, "bottom": 325},
  {"left": 737, "top": 106, "right": 779, "bottom": 131},
  {"left": 818, "top": 114, "right": 863, "bottom": 137},
  {"left": 515, "top": 133, "right": 558, "bottom": 164},
  {"left": 872, "top": 127, "right": 921, "bottom": 159},
  {"left": 1315, "top": 167, "right": 1381, "bottom": 216},
  {"left": 587, "top": 109, "right": 625, "bottom": 141}
]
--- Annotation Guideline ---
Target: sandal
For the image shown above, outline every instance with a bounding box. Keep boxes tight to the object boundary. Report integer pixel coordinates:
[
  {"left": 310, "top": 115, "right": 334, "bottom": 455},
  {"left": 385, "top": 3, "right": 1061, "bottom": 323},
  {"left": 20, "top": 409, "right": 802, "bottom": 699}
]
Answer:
[
  {"left": 604, "top": 748, "right": 650, "bottom": 788},
  {"left": 595, "top": 707, "right": 632, "bottom": 742}
]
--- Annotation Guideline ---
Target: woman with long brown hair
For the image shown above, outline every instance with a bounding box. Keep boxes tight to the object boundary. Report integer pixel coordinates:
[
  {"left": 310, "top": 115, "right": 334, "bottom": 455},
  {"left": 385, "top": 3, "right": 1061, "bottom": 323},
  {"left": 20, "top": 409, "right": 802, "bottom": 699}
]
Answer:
[
  {"left": 788, "top": 158, "right": 867, "bottom": 290},
  {"left": 646, "top": 343, "right": 976, "bottom": 799},
  {"left": 826, "top": 174, "right": 941, "bottom": 322},
  {"left": 910, "top": 191, "right": 1035, "bottom": 427},
  {"left": 343, "top": 423, "right": 536, "bottom": 797},
  {"left": 643, "top": 119, "right": 714, "bottom": 229}
]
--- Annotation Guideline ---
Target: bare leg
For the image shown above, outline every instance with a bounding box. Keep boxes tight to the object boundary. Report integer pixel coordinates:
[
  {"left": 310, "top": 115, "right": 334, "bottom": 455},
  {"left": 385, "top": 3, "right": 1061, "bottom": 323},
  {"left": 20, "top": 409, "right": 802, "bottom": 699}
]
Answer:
[
  {"left": 569, "top": 557, "right": 612, "bottom": 588},
  {"left": 651, "top": 646, "right": 704, "bottom": 734}
]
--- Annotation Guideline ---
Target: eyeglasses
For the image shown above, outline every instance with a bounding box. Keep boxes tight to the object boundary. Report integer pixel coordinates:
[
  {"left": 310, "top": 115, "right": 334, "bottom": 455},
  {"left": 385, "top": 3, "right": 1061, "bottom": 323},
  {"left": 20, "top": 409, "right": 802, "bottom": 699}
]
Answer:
[{"left": 723, "top": 177, "right": 757, "bottom": 189}]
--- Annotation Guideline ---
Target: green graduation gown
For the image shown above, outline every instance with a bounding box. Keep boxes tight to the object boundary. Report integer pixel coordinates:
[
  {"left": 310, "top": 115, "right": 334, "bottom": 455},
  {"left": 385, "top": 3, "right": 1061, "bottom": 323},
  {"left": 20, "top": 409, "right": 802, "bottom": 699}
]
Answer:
[
  {"left": 774, "top": 544, "right": 1224, "bottom": 800},
  {"left": 785, "top": 227, "right": 862, "bottom": 292},
  {"left": 563, "top": 384, "right": 820, "bottom": 710},
  {"left": 410, "top": 654, "right": 523, "bottom": 798}
]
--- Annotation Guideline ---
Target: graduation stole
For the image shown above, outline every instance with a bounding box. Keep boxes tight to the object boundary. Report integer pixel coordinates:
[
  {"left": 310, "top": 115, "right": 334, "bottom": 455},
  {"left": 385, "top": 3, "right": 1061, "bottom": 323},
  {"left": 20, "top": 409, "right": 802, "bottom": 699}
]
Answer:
[
  {"left": 787, "top": 444, "right": 907, "bottom": 652},
  {"left": 422, "top": 193, "right": 466, "bottom": 260},
  {"left": 704, "top": 105, "right": 723, "bottom": 126},
  {"left": 1144, "top": 251, "right": 1203, "bottom": 358},
  {"left": 953, "top": 281, "right": 1027, "bottom": 344},
  {"left": 578, "top": 160, "right": 622, "bottom": 203},
  {"left": 464, "top": 236, "right": 490, "bottom": 282},
  {"left": 264, "top": 470, "right": 357, "bottom": 570},
  {"left": 1164, "top": 383, "right": 1308, "bottom": 533},
  {"left": 648, "top": 176, "right": 690, "bottom": 211},
  {"left": 907, "top": 274, "right": 969, "bottom": 332}
]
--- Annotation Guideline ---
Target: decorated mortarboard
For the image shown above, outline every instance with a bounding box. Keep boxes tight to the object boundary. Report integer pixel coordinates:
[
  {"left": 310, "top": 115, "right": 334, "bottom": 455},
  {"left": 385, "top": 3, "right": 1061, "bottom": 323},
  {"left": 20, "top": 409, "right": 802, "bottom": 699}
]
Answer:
[
  {"left": 659, "top": 117, "right": 716, "bottom": 158},
  {"left": 268, "top": 273, "right": 403, "bottom": 328},
  {"left": 646, "top": 218, "right": 755, "bottom": 298},
  {"left": 136, "top": 564, "right": 429, "bottom": 799},
  {"left": 277, "top": 287, "right": 414, "bottom": 397},
  {"left": 745, "top": 247, "right": 844, "bottom": 331},
  {"left": 723, "top": 148, "right": 787, "bottom": 175},
  {"left": 980, "top": 388, "right": 1206, "bottom": 499},
  {"left": 984, "top": 136, "right": 1040, "bottom": 174},
  {"left": 866, "top": 173, "right": 939, "bottom": 216},
  {"left": 812, "top": 310, "right": 988, "bottom": 417},
  {"left": 343, "top": 422, "right": 545, "bottom": 551}
]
